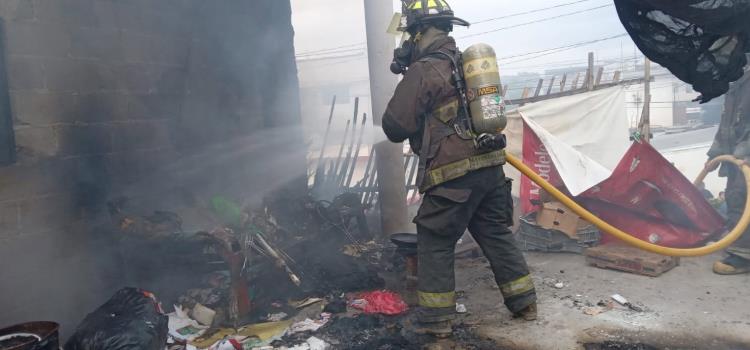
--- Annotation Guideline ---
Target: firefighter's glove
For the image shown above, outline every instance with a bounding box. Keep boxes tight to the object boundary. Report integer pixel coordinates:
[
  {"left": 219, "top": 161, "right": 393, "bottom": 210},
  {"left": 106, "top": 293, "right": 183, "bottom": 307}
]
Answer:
[{"left": 476, "top": 133, "right": 507, "bottom": 151}]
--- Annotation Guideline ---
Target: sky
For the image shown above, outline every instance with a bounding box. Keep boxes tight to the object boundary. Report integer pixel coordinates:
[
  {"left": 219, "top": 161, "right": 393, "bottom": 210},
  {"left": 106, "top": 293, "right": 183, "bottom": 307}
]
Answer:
[{"left": 290, "top": 0, "right": 641, "bottom": 75}]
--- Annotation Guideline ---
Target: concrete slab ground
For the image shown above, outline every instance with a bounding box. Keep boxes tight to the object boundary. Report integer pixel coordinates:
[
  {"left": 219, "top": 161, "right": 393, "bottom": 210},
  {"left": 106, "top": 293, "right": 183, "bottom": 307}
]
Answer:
[{"left": 455, "top": 252, "right": 750, "bottom": 350}]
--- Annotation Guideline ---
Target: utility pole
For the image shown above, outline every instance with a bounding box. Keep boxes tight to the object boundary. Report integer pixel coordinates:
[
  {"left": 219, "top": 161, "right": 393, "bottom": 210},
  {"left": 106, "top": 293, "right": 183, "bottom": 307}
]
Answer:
[
  {"left": 364, "top": 0, "right": 409, "bottom": 237},
  {"left": 640, "top": 57, "right": 652, "bottom": 143}
]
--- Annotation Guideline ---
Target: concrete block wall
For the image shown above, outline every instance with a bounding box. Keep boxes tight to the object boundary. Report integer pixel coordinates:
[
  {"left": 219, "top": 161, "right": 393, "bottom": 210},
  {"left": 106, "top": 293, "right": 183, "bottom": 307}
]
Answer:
[{"left": 0, "top": 0, "right": 301, "bottom": 337}]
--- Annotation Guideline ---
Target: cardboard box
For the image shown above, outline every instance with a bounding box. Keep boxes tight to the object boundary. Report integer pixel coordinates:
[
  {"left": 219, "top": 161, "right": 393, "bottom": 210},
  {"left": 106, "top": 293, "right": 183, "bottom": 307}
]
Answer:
[{"left": 536, "top": 201, "right": 584, "bottom": 238}]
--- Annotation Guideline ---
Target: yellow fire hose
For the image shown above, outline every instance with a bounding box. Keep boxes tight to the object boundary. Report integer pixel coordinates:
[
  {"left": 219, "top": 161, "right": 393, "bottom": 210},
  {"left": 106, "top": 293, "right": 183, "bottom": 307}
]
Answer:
[{"left": 506, "top": 154, "right": 750, "bottom": 257}]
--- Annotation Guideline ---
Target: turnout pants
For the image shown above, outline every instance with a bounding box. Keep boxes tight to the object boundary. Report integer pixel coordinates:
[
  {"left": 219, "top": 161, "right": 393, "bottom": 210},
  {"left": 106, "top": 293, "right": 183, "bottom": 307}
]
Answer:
[
  {"left": 414, "top": 166, "right": 536, "bottom": 323},
  {"left": 725, "top": 166, "right": 750, "bottom": 259}
]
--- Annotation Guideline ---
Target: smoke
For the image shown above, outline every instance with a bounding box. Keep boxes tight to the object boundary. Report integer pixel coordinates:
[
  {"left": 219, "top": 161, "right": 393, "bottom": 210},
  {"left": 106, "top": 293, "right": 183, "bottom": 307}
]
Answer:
[
  {"left": 0, "top": 0, "right": 308, "bottom": 339},
  {"left": 110, "top": 125, "right": 309, "bottom": 229},
  {"left": 372, "top": 125, "right": 392, "bottom": 144}
]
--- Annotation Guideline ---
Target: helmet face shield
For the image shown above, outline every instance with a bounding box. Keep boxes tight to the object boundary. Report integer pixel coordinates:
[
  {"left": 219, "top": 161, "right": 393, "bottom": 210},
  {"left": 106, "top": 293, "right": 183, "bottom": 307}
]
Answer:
[
  {"left": 401, "top": 0, "right": 470, "bottom": 33},
  {"left": 390, "top": 0, "right": 469, "bottom": 75}
]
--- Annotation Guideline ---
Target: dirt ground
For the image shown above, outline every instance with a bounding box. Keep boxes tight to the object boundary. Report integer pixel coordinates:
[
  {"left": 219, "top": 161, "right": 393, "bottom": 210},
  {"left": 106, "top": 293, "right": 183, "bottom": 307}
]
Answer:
[{"left": 453, "top": 252, "right": 750, "bottom": 350}]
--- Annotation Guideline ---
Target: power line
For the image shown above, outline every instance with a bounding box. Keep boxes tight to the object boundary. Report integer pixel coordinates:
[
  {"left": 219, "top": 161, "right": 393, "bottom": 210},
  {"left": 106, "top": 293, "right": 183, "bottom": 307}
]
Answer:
[
  {"left": 296, "top": 1, "right": 614, "bottom": 58},
  {"left": 497, "top": 34, "right": 625, "bottom": 61},
  {"left": 473, "top": 0, "right": 600, "bottom": 25},
  {"left": 296, "top": 47, "right": 366, "bottom": 59},
  {"left": 300, "top": 33, "right": 632, "bottom": 78},
  {"left": 458, "top": 4, "right": 614, "bottom": 39},
  {"left": 501, "top": 55, "right": 641, "bottom": 71},
  {"left": 500, "top": 33, "right": 629, "bottom": 65},
  {"left": 296, "top": 42, "right": 365, "bottom": 57}
]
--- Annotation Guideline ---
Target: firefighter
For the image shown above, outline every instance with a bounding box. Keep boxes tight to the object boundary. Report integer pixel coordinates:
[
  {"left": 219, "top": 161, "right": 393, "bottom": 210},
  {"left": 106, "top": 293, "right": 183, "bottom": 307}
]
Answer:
[
  {"left": 707, "top": 64, "right": 750, "bottom": 275},
  {"left": 382, "top": 0, "right": 537, "bottom": 337}
]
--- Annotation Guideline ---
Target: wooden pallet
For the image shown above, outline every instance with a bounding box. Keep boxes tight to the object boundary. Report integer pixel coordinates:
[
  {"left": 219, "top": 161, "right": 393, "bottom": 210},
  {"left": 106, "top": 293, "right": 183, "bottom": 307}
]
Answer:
[{"left": 585, "top": 244, "right": 679, "bottom": 277}]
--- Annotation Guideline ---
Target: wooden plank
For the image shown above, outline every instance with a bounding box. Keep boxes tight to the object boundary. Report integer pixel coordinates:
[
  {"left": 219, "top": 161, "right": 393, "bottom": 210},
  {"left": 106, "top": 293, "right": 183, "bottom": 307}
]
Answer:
[
  {"left": 586, "top": 52, "right": 594, "bottom": 91},
  {"left": 533, "top": 79, "right": 544, "bottom": 97},
  {"left": 585, "top": 244, "right": 679, "bottom": 277},
  {"left": 546, "top": 76, "right": 556, "bottom": 95},
  {"left": 612, "top": 71, "right": 621, "bottom": 83},
  {"left": 595, "top": 67, "right": 604, "bottom": 87},
  {"left": 641, "top": 58, "right": 652, "bottom": 144},
  {"left": 572, "top": 72, "right": 581, "bottom": 89},
  {"left": 506, "top": 77, "right": 648, "bottom": 105},
  {"left": 559, "top": 74, "right": 567, "bottom": 92},
  {"left": 521, "top": 87, "right": 531, "bottom": 99}
]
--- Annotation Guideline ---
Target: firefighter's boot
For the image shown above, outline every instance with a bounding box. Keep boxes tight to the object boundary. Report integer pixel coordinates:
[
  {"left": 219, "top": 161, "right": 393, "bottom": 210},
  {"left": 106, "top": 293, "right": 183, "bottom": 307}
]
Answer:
[
  {"left": 414, "top": 320, "right": 453, "bottom": 338},
  {"left": 713, "top": 254, "right": 750, "bottom": 275},
  {"left": 513, "top": 302, "right": 538, "bottom": 321}
]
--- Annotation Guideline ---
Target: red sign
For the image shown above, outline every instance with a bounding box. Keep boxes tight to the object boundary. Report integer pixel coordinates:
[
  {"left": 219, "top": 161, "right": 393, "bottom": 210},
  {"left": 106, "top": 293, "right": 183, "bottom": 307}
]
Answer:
[
  {"left": 520, "top": 120, "right": 725, "bottom": 248},
  {"left": 520, "top": 122, "right": 563, "bottom": 214}
]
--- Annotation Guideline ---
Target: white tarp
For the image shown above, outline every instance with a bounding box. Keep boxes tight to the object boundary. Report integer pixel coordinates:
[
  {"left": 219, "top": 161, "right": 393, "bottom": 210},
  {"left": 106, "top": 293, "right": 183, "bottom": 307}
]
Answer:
[{"left": 505, "top": 86, "right": 631, "bottom": 196}]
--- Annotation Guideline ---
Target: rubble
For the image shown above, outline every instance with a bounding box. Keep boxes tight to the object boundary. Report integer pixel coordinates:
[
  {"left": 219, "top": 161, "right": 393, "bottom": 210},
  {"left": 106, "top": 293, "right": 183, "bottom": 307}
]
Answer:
[
  {"left": 168, "top": 306, "right": 208, "bottom": 342},
  {"left": 322, "top": 297, "right": 347, "bottom": 315},
  {"left": 612, "top": 294, "right": 644, "bottom": 313},
  {"left": 288, "top": 314, "right": 332, "bottom": 334},
  {"left": 97, "top": 178, "right": 508, "bottom": 350}
]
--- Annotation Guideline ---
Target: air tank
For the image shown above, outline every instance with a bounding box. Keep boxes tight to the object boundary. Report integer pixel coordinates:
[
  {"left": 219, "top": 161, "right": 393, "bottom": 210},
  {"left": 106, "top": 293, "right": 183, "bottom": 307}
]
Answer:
[{"left": 462, "top": 43, "right": 507, "bottom": 134}]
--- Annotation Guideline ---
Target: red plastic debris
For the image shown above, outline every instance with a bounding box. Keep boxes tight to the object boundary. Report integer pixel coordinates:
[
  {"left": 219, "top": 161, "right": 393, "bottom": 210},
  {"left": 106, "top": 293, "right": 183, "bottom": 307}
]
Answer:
[{"left": 350, "top": 290, "right": 408, "bottom": 315}]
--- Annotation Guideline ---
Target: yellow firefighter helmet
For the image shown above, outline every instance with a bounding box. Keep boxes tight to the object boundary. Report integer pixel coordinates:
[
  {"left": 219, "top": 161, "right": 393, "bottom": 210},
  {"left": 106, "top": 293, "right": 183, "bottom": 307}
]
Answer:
[{"left": 401, "top": 0, "right": 470, "bottom": 33}]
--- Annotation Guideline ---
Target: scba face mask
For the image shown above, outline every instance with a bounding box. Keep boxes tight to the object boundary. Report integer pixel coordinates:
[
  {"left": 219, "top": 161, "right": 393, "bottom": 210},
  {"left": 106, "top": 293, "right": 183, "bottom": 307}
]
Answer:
[{"left": 391, "top": 32, "right": 416, "bottom": 75}]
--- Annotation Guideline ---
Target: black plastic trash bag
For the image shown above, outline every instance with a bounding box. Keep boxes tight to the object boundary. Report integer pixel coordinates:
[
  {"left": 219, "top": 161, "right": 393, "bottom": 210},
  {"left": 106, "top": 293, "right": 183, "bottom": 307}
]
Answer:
[
  {"left": 65, "top": 288, "right": 168, "bottom": 350},
  {"left": 615, "top": 0, "right": 750, "bottom": 103}
]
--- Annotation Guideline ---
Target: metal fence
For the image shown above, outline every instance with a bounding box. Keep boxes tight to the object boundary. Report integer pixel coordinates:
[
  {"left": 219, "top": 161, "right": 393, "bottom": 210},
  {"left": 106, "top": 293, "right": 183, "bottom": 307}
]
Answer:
[{"left": 310, "top": 96, "right": 419, "bottom": 207}]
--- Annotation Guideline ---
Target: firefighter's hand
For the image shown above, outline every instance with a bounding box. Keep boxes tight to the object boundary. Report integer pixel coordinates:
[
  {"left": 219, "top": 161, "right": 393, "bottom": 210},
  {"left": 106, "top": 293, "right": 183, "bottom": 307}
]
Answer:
[{"left": 704, "top": 159, "right": 720, "bottom": 172}]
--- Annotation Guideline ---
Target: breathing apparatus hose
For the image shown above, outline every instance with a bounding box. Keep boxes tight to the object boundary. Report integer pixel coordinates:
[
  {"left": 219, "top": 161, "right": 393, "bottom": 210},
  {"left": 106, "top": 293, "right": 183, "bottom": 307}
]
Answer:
[{"left": 506, "top": 153, "right": 750, "bottom": 257}]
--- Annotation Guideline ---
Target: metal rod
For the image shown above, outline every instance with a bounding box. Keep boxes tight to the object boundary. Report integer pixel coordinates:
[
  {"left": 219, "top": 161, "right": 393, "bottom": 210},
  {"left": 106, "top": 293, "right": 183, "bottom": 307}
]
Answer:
[
  {"left": 360, "top": 146, "right": 376, "bottom": 202},
  {"left": 405, "top": 154, "right": 418, "bottom": 199},
  {"left": 367, "top": 176, "right": 379, "bottom": 208},
  {"left": 338, "top": 98, "right": 360, "bottom": 187},
  {"left": 313, "top": 96, "right": 336, "bottom": 188},
  {"left": 256, "top": 233, "right": 301, "bottom": 286},
  {"left": 345, "top": 113, "right": 368, "bottom": 188},
  {"left": 364, "top": 161, "right": 379, "bottom": 206},
  {"left": 401, "top": 155, "right": 410, "bottom": 198},
  {"left": 330, "top": 119, "right": 351, "bottom": 187},
  {"left": 404, "top": 154, "right": 417, "bottom": 185}
]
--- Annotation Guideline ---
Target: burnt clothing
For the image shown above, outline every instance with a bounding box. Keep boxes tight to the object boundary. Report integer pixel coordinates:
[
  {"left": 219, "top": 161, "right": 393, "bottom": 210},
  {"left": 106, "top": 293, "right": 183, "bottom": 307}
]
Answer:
[
  {"left": 710, "top": 68, "right": 750, "bottom": 259},
  {"left": 614, "top": 0, "right": 750, "bottom": 103},
  {"left": 416, "top": 167, "right": 536, "bottom": 320},
  {"left": 382, "top": 31, "right": 504, "bottom": 192},
  {"left": 723, "top": 166, "right": 750, "bottom": 259}
]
